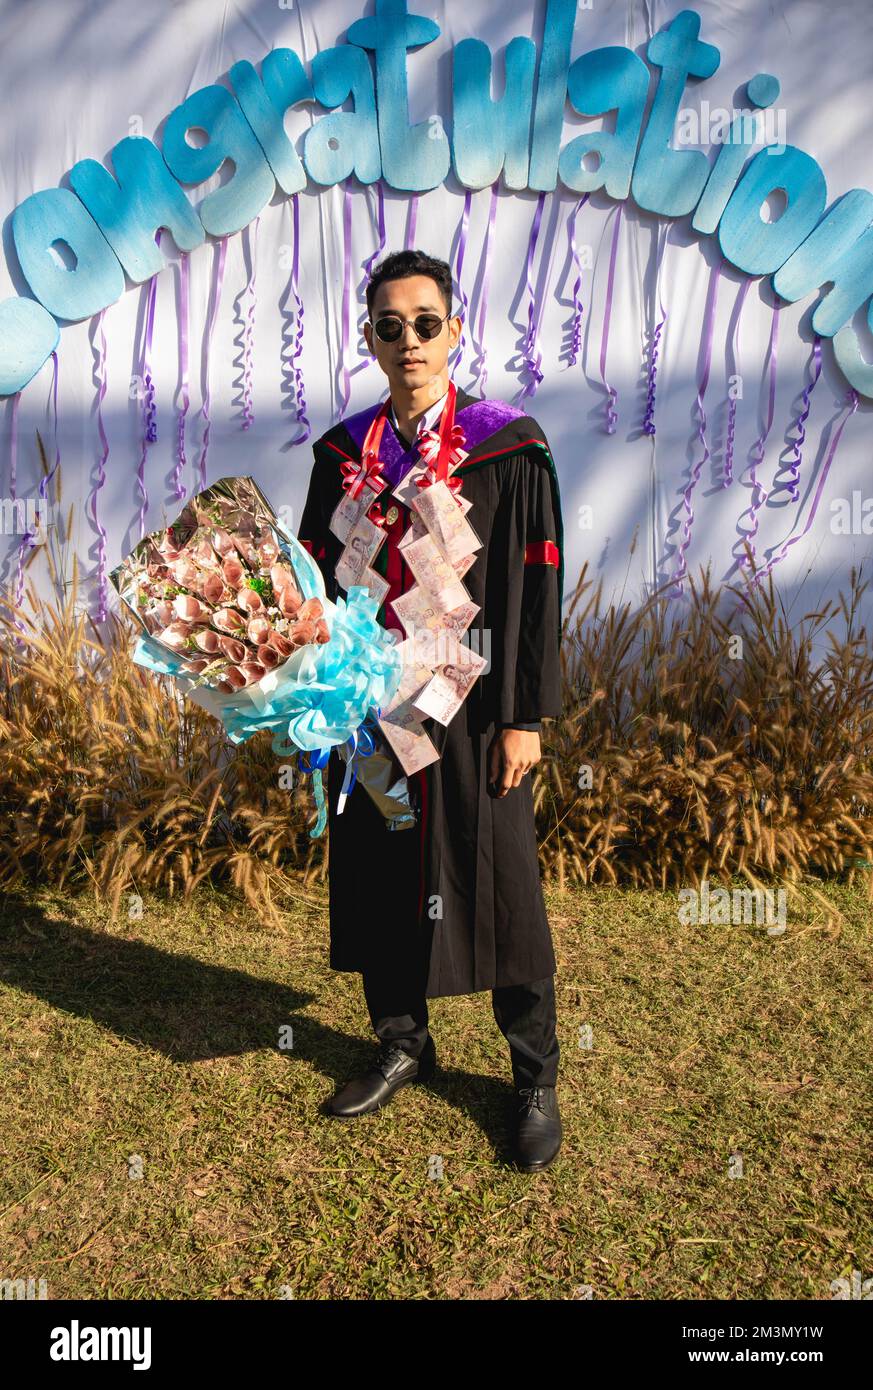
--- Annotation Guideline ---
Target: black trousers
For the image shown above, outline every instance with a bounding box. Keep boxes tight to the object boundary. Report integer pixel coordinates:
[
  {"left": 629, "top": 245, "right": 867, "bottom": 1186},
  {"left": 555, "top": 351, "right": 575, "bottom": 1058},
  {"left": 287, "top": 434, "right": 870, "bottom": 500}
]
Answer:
[{"left": 361, "top": 959, "right": 560, "bottom": 1088}]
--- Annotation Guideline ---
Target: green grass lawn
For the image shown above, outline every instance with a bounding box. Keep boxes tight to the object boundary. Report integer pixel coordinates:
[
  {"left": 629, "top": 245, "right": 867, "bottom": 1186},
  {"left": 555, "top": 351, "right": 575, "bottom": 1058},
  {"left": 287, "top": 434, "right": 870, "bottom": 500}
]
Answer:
[{"left": 0, "top": 876, "right": 870, "bottom": 1300}]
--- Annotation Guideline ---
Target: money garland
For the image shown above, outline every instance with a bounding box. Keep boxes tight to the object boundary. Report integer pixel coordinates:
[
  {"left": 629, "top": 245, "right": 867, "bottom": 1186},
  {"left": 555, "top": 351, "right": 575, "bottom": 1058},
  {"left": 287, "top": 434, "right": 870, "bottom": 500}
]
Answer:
[{"left": 328, "top": 380, "right": 487, "bottom": 776}]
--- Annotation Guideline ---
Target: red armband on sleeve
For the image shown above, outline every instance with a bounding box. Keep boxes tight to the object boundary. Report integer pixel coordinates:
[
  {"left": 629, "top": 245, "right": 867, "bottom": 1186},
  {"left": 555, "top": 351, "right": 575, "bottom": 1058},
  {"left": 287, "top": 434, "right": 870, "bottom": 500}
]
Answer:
[{"left": 524, "top": 540, "right": 560, "bottom": 568}]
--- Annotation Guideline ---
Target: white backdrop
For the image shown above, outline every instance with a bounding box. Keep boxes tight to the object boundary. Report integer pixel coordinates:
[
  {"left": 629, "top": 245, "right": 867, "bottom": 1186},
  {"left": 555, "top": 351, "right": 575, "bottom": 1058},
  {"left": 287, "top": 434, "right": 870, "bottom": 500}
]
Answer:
[{"left": 2, "top": 0, "right": 872, "bottom": 626}]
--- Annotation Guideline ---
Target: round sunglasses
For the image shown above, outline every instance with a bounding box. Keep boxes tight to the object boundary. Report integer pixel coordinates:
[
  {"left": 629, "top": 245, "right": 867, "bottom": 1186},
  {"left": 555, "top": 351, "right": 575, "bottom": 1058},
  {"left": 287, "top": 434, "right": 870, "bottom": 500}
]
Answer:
[{"left": 370, "top": 310, "right": 452, "bottom": 343}]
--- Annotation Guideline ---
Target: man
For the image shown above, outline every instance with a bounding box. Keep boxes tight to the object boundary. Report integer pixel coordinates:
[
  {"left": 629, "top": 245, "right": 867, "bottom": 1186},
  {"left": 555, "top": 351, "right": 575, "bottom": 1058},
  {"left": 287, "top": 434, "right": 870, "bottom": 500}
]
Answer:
[{"left": 298, "top": 249, "right": 564, "bottom": 1172}]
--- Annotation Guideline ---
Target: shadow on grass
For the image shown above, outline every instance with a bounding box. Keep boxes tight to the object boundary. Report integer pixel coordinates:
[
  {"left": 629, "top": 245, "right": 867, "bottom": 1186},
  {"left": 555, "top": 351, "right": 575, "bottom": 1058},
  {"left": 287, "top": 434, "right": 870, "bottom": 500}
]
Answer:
[{"left": 0, "top": 889, "right": 517, "bottom": 1151}]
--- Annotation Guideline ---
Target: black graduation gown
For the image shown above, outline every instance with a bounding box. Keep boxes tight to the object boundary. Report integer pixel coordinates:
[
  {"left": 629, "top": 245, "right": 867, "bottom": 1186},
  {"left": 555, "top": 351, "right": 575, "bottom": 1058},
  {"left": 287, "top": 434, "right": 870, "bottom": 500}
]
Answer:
[{"left": 297, "top": 386, "right": 564, "bottom": 997}]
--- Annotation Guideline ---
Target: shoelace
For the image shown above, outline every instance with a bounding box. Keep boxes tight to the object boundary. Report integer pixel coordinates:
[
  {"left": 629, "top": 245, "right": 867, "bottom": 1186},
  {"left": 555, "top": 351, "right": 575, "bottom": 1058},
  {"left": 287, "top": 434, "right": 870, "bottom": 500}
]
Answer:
[
  {"left": 374, "top": 1043, "right": 413, "bottom": 1075},
  {"left": 517, "top": 1086, "right": 547, "bottom": 1114}
]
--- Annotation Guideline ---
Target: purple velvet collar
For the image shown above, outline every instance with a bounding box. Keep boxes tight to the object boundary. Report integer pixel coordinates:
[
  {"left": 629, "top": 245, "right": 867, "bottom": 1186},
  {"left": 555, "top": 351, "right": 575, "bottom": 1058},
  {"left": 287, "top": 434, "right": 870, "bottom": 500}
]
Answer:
[{"left": 341, "top": 393, "right": 525, "bottom": 488}]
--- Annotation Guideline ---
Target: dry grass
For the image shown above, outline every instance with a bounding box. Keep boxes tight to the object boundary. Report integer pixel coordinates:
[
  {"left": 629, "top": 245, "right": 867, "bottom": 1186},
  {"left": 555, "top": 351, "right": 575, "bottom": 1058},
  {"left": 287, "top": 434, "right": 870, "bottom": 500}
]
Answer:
[
  {"left": 537, "top": 559, "right": 873, "bottom": 902},
  {"left": 3, "top": 437, "right": 873, "bottom": 931}
]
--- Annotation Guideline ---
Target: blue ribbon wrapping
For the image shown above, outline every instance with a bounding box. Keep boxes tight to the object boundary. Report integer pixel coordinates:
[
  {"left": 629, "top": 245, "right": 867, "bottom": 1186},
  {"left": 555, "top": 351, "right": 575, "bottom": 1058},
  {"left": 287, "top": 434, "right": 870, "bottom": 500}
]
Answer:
[{"left": 128, "top": 506, "right": 402, "bottom": 838}]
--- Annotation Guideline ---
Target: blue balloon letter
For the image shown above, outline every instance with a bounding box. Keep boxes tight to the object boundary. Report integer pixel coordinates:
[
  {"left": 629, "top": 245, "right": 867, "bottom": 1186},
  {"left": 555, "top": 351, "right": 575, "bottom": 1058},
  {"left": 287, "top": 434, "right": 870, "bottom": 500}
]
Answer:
[{"left": 13, "top": 187, "right": 124, "bottom": 321}]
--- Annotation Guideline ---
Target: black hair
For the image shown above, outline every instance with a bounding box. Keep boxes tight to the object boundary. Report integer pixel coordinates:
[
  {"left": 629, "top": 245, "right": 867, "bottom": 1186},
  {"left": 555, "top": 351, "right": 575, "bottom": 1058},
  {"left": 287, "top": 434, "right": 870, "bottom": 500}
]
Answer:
[{"left": 365, "top": 249, "right": 453, "bottom": 319}]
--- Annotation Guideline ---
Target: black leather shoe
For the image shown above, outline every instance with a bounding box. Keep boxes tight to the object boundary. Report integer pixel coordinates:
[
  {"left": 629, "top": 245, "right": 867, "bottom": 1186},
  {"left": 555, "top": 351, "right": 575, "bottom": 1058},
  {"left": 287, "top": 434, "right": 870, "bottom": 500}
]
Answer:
[
  {"left": 323, "top": 1036, "right": 437, "bottom": 1118},
  {"left": 511, "top": 1085, "right": 562, "bottom": 1171}
]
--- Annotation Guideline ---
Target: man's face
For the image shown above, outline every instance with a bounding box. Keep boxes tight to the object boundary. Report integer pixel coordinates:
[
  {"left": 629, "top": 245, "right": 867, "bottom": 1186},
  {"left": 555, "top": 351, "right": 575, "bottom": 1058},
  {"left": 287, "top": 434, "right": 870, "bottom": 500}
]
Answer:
[{"left": 364, "top": 274, "right": 461, "bottom": 397}]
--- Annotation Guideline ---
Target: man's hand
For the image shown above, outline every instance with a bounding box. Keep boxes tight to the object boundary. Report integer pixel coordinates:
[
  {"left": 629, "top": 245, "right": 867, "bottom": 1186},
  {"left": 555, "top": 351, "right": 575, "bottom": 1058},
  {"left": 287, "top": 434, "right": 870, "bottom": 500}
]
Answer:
[{"left": 487, "top": 728, "right": 541, "bottom": 798}]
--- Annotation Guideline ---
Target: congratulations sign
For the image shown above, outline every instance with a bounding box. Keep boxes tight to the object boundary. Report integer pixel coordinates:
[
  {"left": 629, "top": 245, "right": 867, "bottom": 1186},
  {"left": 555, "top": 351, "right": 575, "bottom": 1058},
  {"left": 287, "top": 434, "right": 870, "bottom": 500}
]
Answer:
[{"left": 2, "top": 1, "right": 872, "bottom": 397}]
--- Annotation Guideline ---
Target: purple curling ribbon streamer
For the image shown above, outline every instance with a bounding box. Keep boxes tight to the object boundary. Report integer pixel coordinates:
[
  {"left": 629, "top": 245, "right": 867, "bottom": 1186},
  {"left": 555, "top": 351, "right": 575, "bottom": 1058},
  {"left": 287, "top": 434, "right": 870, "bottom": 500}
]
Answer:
[
  {"left": 282, "top": 194, "right": 311, "bottom": 445},
  {"left": 473, "top": 181, "right": 499, "bottom": 396},
  {"left": 642, "top": 222, "right": 669, "bottom": 437},
  {"left": 241, "top": 217, "right": 259, "bottom": 431},
  {"left": 15, "top": 354, "right": 62, "bottom": 611},
  {"left": 198, "top": 235, "right": 228, "bottom": 490},
  {"left": 363, "top": 180, "right": 387, "bottom": 280},
  {"left": 90, "top": 308, "right": 110, "bottom": 623},
  {"left": 355, "top": 184, "right": 386, "bottom": 383},
  {"left": 749, "top": 390, "right": 859, "bottom": 591},
  {"left": 599, "top": 201, "right": 623, "bottom": 434},
  {"left": 737, "top": 302, "right": 781, "bottom": 573},
  {"left": 517, "top": 192, "right": 547, "bottom": 401},
  {"left": 451, "top": 189, "right": 472, "bottom": 371},
  {"left": 338, "top": 185, "right": 354, "bottom": 420},
  {"left": 172, "top": 250, "right": 190, "bottom": 500},
  {"left": 673, "top": 259, "right": 721, "bottom": 593},
  {"left": 9, "top": 390, "right": 25, "bottom": 616},
  {"left": 405, "top": 194, "right": 420, "bottom": 250},
  {"left": 783, "top": 334, "right": 822, "bottom": 503},
  {"left": 722, "top": 278, "right": 750, "bottom": 486},
  {"left": 567, "top": 193, "right": 590, "bottom": 369},
  {"left": 137, "top": 234, "right": 160, "bottom": 538}
]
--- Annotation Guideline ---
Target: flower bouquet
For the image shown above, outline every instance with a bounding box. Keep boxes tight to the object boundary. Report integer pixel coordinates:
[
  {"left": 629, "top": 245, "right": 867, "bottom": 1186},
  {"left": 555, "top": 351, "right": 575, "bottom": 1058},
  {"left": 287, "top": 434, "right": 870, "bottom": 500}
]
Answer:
[{"left": 110, "top": 476, "right": 412, "bottom": 834}]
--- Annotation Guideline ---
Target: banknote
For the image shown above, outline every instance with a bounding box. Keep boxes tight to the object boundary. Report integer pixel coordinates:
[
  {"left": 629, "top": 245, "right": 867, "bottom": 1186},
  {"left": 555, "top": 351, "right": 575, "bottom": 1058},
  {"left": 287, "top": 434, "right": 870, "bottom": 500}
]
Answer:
[
  {"left": 329, "top": 489, "right": 371, "bottom": 543},
  {"left": 380, "top": 637, "right": 433, "bottom": 713},
  {"left": 378, "top": 713, "right": 440, "bottom": 774},
  {"left": 335, "top": 514, "right": 386, "bottom": 590},
  {"left": 402, "top": 533, "right": 469, "bottom": 611},
  {"left": 390, "top": 589, "right": 480, "bottom": 662},
  {"left": 411, "top": 646, "right": 488, "bottom": 727},
  {"left": 397, "top": 513, "right": 428, "bottom": 550},
  {"left": 350, "top": 568, "right": 390, "bottom": 607},
  {"left": 377, "top": 637, "right": 440, "bottom": 773},
  {"left": 410, "top": 479, "right": 482, "bottom": 566},
  {"left": 391, "top": 459, "right": 431, "bottom": 507}
]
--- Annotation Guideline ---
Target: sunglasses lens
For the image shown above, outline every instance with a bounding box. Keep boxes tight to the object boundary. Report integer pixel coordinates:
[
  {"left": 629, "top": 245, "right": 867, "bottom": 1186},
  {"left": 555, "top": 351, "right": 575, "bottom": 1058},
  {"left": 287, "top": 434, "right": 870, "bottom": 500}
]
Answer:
[
  {"left": 374, "top": 317, "right": 403, "bottom": 342},
  {"left": 414, "top": 315, "right": 444, "bottom": 340}
]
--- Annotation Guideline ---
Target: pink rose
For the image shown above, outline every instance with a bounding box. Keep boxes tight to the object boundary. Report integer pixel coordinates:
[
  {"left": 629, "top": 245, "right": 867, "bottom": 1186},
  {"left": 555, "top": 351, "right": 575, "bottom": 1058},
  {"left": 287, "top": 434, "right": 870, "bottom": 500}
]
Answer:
[
  {"left": 213, "top": 608, "right": 246, "bottom": 633},
  {"left": 173, "top": 594, "right": 210, "bottom": 623},
  {"left": 237, "top": 587, "right": 264, "bottom": 613},
  {"left": 234, "top": 538, "right": 259, "bottom": 567},
  {"left": 218, "top": 635, "right": 247, "bottom": 664},
  {"left": 239, "top": 662, "right": 266, "bottom": 686},
  {"left": 222, "top": 555, "right": 245, "bottom": 588},
  {"left": 257, "top": 644, "right": 280, "bottom": 668},
  {"left": 296, "top": 597, "right": 323, "bottom": 622},
  {"left": 278, "top": 590, "right": 302, "bottom": 618},
  {"left": 157, "top": 621, "right": 193, "bottom": 650},
  {"left": 289, "top": 621, "right": 316, "bottom": 647},
  {"left": 219, "top": 665, "right": 247, "bottom": 691},
  {"left": 169, "top": 558, "right": 200, "bottom": 589},
  {"left": 247, "top": 616, "right": 271, "bottom": 645},
  {"left": 267, "top": 631, "right": 294, "bottom": 658},
  {"left": 193, "top": 629, "right": 220, "bottom": 653},
  {"left": 200, "top": 572, "right": 226, "bottom": 606}
]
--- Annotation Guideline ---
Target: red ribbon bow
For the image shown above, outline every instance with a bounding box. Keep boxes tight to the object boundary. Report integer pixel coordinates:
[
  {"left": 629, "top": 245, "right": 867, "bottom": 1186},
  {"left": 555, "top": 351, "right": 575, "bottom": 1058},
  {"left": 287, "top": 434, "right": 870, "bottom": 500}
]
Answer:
[
  {"left": 415, "top": 468, "right": 464, "bottom": 498},
  {"left": 340, "top": 448, "right": 388, "bottom": 501},
  {"left": 417, "top": 422, "right": 467, "bottom": 473}
]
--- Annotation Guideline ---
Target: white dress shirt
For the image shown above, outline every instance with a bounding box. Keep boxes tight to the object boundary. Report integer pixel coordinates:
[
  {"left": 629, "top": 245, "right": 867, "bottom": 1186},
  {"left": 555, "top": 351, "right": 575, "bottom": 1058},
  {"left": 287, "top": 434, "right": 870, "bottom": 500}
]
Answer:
[{"left": 388, "top": 389, "right": 449, "bottom": 447}]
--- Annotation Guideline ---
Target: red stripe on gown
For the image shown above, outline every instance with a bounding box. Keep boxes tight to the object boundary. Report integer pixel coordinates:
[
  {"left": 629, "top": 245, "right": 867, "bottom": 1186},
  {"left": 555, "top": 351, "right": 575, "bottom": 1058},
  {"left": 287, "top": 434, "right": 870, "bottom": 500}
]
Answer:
[{"left": 365, "top": 497, "right": 430, "bottom": 919}]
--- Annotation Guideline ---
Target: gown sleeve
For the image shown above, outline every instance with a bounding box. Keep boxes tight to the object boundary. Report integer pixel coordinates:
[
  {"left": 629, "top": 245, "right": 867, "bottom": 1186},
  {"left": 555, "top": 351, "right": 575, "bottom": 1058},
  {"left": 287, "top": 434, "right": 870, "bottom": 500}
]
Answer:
[
  {"left": 297, "top": 444, "right": 341, "bottom": 600},
  {"left": 495, "top": 446, "right": 563, "bottom": 725}
]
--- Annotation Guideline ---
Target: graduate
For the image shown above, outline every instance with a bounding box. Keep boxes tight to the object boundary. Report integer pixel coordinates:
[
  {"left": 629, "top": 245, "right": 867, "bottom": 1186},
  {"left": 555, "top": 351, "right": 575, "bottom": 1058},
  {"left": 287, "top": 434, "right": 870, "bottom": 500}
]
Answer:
[{"left": 298, "top": 249, "right": 564, "bottom": 1171}]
